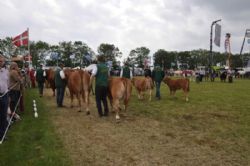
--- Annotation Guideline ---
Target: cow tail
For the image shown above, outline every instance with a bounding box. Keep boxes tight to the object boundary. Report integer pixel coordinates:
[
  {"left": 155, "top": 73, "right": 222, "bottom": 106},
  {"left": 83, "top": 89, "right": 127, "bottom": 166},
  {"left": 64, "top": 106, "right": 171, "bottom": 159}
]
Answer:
[
  {"left": 80, "top": 70, "right": 84, "bottom": 99},
  {"left": 122, "top": 78, "right": 129, "bottom": 103}
]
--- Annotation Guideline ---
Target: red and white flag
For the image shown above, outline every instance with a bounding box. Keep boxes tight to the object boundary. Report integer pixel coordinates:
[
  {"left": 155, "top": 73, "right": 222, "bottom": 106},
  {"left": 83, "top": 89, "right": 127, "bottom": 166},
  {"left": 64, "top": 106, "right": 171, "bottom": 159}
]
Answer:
[{"left": 12, "top": 30, "right": 29, "bottom": 47}]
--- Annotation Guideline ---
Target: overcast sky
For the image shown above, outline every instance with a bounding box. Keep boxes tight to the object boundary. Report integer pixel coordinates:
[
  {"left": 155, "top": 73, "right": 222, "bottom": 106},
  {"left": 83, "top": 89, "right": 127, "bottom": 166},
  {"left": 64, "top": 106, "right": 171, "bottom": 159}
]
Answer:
[{"left": 1, "top": 0, "right": 250, "bottom": 59}]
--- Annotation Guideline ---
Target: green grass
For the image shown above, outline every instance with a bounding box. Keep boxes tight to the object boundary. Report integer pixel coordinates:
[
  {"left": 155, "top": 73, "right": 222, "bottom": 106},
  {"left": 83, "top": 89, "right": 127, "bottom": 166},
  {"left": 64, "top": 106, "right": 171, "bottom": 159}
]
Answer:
[
  {"left": 129, "top": 78, "right": 250, "bottom": 162},
  {"left": 0, "top": 89, "right": 72, "bottom": 166}
]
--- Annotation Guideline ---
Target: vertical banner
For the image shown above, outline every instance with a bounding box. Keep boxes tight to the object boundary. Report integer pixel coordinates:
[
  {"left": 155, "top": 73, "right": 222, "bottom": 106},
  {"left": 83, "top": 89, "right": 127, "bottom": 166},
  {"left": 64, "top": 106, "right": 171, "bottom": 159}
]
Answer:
[
  {"left": 224, "top": 33, "right": 231, "bottom": 53},
  {"left": 214, "top": 24, "right": 221, "bottom": 47}
]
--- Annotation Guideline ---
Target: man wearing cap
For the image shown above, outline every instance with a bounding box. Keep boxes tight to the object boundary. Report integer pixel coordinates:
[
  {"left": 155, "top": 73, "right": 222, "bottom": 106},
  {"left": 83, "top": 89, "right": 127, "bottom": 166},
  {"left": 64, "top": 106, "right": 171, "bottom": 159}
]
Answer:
[
  {"left": 35, "top": 64, "right": 46, "bottom": 97},
  {"left": 152, "top": 64, "right": 165, "bottom": 100},
  {"left": 55, "top": 63, "right": 66, "bottom": 107},
  {"left": 0, "top": 54, "right": 9, "bottom": 140}
]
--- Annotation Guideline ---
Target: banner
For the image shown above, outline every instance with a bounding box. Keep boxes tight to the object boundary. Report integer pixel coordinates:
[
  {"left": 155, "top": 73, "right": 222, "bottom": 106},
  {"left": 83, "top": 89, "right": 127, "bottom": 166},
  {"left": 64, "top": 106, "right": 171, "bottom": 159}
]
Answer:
[
  {"left": 214, "top": 23, "right": 221, "bottom": 47},
  {"left": 246, "top": 32, "right": 250, "bottom": 38},
  {"left": 12, "top": 30, "right": 29, "bottom": 47},
  {"left": 224, "top": 33, "right": 231, "bottom": 53},
  {"left": 248, "top": 38, "right": 250, "bottom": 44}
]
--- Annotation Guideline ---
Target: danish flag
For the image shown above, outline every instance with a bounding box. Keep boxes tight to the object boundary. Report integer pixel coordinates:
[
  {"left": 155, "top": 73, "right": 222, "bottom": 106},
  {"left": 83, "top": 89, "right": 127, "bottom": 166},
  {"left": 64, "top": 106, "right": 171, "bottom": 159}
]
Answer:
[{"left": 12, "top": 30, "right": 29, "bottom": 47}]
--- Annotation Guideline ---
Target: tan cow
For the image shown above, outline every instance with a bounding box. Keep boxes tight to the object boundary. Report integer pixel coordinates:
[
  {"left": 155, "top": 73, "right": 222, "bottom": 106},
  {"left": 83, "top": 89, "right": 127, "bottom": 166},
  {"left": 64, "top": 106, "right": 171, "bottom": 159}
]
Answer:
[
  {"left": 131, "top": 77, "right": 154, "bottom": 101},
  {"left": 45, "top": 68, "right": 56, "bottom": 96},
  {"left": 64, "top": 69, "right": 91, "bottom": 114},
  {"left": 163, "top": 76, "right": 190, "bottom": 101},
  {"left": 108, "top": 77, "right": 132, "bottom": 120}
]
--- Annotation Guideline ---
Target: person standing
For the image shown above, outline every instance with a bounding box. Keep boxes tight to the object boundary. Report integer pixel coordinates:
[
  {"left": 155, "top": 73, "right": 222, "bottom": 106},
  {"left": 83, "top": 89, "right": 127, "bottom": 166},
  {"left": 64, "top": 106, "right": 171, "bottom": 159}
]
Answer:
[
  {"left": 0, "top": 54, "right": 9, "bottom": 140},
  {"left": 152, "top": 64, "right": 165, "bottom": 100},
  {"left": 120, "top": 62, "right": 133, "bottom": 79},
  {"left": 35, "top": 64, "right": 46, "bottom": 97},
  {"left": 54, "top": 63, "right": 66, "bottom": 107},
  {"left": 9, "top": 62, "right": 23, "bottom": 114}
]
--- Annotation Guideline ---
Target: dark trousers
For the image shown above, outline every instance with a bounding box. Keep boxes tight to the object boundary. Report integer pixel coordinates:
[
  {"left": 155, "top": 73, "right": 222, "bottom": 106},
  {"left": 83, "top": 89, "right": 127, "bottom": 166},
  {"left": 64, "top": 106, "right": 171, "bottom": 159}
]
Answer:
[
  {"left": 0, "top": 93, "right": 9, "bottom": 138},
  {"left": 9, "top": 90, "right": 21, "bottom": 112},
  {"left": 155, "top": 81, "right": 161, "bottom": 98},
  {"left": 56, "top": 87, "right": 65, "bottom": 107},
  {"left": 95, "top": 86, "right": 109, "bottom": 116},
  {"left": 37, "top": 81, "right": 44, "bottom": 96}
]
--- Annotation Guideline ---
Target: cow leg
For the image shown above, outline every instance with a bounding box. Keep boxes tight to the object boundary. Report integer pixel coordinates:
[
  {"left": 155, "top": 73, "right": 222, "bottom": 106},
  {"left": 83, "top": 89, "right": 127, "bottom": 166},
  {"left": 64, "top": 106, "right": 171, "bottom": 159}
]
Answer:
[
  {"left": 70, "top": 94, "right": 74, "bottom": 108},
  {"left": 149, "top": 89, "right": 152, "bottom": 101},
  {"left": 184, "top": 90, "right": 189, "bottom": 102},
  {"left": 113, "top": 99, "right": 120, "bottom": 120},
  {"left": 137, "top": 90, "right": 141, "bottom": 99},
  {"left": 84, "top": 91, "right": 90, "bottom": 115},
  {"left": 77, "top": 94, "right": 82, "bottom": 112}
]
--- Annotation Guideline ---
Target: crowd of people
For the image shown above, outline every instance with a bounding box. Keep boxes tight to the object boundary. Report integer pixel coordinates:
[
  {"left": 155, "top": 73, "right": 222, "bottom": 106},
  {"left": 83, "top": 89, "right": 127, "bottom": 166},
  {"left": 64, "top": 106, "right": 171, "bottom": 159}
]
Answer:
[{"left": 0, "top": 54, "right": 24, "bottom": 142}]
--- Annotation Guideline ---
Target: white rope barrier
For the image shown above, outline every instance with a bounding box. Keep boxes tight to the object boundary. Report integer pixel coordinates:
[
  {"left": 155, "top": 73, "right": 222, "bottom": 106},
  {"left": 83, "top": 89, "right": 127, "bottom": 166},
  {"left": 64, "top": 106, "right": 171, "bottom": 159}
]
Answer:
[
  {"left": 0, "top": 82, "right": 19, "bottom": 98},
  {"left": 0, "top": 93, "right": 22, "bottom": 144}
]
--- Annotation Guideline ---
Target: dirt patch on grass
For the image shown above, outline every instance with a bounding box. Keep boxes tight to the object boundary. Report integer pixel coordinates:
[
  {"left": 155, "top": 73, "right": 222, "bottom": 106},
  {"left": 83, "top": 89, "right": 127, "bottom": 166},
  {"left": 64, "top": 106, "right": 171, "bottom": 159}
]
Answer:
[{"left": 43, "top": 89, "right": 248, "bottom": 166}]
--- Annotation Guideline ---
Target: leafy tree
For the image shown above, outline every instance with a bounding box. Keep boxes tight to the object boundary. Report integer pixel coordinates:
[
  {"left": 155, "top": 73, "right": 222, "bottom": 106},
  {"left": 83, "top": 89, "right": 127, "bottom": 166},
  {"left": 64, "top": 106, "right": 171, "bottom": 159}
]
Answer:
[
  {"left": 0, "top": 37, "right": 16, "bottom": 59},
  {"left": 97, "top": 43, "right": 122, "bottom": 68},
  {"left": 128, "top": 47, "right": 150, "bottom": 68}
]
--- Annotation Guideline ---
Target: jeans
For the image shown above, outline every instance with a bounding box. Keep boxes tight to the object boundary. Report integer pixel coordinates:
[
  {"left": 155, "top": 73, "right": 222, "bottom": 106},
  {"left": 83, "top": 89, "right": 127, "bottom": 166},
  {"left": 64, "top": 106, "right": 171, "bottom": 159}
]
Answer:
[
  {"left": 155, "top": 81, "right": 161, "bottom": 98},
  {"left": 9, "top": 90, "right": 21, "bottom": 112},
  {"left": 37, "top": 81, "right": 44, "bottom": 96},
  {"left": 95, "top": 86, "right": 109, "bottom": 116},
  {"left": 0, "top": 93, "right": 9, "bottom": 138},
  {"left": 56, "top": 87, "right": 65, "bottom": 107}
]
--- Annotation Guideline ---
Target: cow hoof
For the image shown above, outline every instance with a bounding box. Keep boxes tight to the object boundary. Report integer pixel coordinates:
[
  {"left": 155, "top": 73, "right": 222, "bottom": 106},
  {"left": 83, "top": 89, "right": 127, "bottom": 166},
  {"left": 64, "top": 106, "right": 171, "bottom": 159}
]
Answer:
[
  {"left": 115, "top": 115, "right": 120, "bottom": 120},
  {"left": 186, "top": 98, "right": 189, "bottom": 102},
  {"left": 86, "top": 111, "right": 90, "bottom": 115},
  {"left": 78, "top": 110, "right": 82, "bottom": 112}
]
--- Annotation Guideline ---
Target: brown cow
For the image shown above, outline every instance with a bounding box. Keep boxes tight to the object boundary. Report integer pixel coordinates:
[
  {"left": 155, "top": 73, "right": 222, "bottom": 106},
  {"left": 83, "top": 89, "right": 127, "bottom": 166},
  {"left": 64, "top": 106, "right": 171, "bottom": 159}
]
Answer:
[
  {"left": 163, "top": 76, "right": 190, "bottom": 101},
  {"left": 45, "top": 68, "right": 56, "bottom": 96},
  {"left": 64, "top": 69, "right": 91, "bottom": 114},
  {"left": 108, "top": 77, "right": 132, "bottom": 120},
  {"left": 131, "top": 77, "right": 154, "bottom": 101}
]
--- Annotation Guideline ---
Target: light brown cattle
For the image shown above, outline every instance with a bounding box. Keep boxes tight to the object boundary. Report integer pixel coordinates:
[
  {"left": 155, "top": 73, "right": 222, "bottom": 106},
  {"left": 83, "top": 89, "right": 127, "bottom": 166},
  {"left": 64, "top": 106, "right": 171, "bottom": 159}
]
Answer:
[
  {"left": 131, "top": 77, "right": 154, "bottom": 101},
  {"left": 64, "top": 69, "right": 91, "bottom": 114},
  {"left": 45, "top": 68, "right": 56, "bottom": 96},
  {"left": 163, "top": 76, "right": 190, "bottom": 101},
  {"left": 108, "top": 77, "right": 132, "bottom": 120}
]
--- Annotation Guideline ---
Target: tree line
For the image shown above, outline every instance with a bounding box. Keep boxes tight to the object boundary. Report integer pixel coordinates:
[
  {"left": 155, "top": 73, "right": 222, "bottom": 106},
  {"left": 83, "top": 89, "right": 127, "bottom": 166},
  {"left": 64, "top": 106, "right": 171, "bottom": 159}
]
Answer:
[{"left": 0, "top": 37, "right": 249, "bottom": 69}]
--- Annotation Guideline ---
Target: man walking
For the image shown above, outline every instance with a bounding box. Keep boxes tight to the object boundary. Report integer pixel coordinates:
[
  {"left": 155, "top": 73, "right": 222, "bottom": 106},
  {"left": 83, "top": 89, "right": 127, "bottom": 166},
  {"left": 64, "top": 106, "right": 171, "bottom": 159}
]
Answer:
[
  {"left": 35, "top": 64, "right": 46, "bottom": 97},
  {"left": 55, "top": 63, "right": 66, "bottom": 107}
]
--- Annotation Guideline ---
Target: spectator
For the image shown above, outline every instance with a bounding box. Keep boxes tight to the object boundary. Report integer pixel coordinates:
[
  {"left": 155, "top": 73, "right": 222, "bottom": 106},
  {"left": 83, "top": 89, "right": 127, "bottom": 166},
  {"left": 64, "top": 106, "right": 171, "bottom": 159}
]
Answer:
[
  {"left": 9, "top": 62, "right": 23, "bottom": 114},
  {"left": 0, "top": 54, "right": 9, "bottom": 141}
]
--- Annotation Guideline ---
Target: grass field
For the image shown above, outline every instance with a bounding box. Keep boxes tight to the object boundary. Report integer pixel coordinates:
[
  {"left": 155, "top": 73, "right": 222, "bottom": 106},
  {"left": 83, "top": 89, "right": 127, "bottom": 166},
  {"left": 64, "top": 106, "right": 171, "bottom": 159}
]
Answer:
[{"left": 1, "top": 77, "right": 250, "bottom": 166}]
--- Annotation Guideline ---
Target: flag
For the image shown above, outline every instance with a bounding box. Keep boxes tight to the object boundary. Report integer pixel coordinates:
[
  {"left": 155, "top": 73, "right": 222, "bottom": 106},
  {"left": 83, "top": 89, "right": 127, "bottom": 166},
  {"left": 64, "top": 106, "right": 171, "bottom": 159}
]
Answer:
[
  {"left": 214, "top": 23, "right": 221, "bottom": 47},
  {"left": 12, "top": 30, "right": 29, "bottom": 47}
]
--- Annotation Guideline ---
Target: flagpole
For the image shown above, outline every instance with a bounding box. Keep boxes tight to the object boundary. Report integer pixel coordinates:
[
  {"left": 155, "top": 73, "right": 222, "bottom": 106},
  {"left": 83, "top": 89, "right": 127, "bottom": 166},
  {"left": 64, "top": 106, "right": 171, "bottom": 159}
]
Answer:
[{"left": 27, "top": 28, "right": 31, "bottom": 68}]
